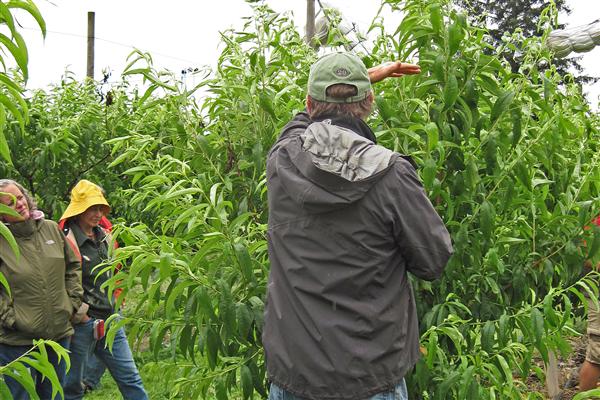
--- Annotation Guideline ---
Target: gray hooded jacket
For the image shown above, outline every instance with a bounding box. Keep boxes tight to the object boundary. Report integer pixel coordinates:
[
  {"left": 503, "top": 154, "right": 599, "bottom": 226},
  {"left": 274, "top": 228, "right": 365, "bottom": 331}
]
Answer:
[{"left": 263, "top": 112, "right": 453, "bottom": 400}]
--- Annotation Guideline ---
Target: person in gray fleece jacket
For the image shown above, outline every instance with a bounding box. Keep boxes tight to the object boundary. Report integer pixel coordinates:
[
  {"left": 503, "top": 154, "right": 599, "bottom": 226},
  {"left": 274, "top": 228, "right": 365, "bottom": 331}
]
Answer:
[{"left": 263, "top": 52, "right": 453, "bottom": 400}]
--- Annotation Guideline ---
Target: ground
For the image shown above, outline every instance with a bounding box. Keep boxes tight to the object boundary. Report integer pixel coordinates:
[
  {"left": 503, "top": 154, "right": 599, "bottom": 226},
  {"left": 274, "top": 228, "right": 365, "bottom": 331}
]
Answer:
[{"left": 527, "top": 335, "right": 588, "bottom": 399}]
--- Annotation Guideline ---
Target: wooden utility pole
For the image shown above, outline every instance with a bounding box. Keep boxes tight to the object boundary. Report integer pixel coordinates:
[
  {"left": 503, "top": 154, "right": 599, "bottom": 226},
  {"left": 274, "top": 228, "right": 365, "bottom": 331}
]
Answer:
[
  {"left": 306, "top": 0, "right": 315, "bottom": 47},
  {"left": 86, "top": 11, "right": 95, "bottom": 79}
]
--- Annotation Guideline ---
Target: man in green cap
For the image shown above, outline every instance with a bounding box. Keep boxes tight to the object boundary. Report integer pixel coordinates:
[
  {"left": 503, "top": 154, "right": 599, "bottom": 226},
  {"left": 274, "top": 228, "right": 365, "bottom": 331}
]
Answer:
[{"left": 263, "top": 52, "right": 453, "bottom": 399}]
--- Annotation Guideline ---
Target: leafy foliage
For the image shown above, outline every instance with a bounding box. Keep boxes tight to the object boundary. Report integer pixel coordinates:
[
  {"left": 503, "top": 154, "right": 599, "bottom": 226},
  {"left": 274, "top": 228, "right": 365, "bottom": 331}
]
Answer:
[
  {"left": 454, "top": 0, "right": 596, "bottom": 84},
  {"left": 370, "top": 0, "right": 600, "bottom": 397},
  {"left": 1, "top": 0, "right": 600, "bottom": 399},
  {"left": 0, "top": 78, "right": 124, "bottom": 218},
  {"left": 0, "top": 0, "right": 45, "bottom": 164},
  {"left": 0, "top": 340, "right": 69, "bottom": 400}
]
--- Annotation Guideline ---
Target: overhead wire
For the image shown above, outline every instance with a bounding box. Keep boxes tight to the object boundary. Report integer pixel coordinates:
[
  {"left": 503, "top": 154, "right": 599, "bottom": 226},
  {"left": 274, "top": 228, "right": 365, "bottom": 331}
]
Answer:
[
  {"left": 19, "top": 26, "right": 200, "bottom": 65},
  {"left": 314, "top": 0, "right": 372, "bottom": 54}
]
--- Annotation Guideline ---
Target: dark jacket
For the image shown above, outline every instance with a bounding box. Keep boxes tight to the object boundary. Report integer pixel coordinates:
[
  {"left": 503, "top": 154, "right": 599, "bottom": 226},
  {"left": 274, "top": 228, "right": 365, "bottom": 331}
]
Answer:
[
  {"left": 65, "top": 222, "right": 114, "bottom": 320},
  {"left": 0, "top": 216, "right": 82, "bottom": 345},
  {"left": 263, "top": 112, "right": 453, "bottom": 400}
]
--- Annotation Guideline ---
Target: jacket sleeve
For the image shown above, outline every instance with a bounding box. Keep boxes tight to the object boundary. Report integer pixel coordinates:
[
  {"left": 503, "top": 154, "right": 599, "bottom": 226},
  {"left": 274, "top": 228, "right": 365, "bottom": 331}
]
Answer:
[
  {"left": 62, "top": 230, "right": 83, "bottom": 312},
  {"left": 390, "top": 158, "right": 453, "bottom": 281},
  {"left": 0, "top": 275, "right": 15, "bottom": 329}
]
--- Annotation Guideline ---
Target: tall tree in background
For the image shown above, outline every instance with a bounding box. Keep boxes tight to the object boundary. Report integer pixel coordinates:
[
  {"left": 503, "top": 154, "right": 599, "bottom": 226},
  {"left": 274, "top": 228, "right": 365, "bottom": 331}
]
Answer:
[{"left": 456, "top": 0, "right": 595, "bottom": 82}]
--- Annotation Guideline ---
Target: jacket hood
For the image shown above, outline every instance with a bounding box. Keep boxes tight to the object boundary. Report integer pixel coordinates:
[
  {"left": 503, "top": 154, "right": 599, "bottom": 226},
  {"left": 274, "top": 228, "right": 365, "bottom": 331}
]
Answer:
[{"left": 276, "top": 118, "right": 397, "bottom": 213}]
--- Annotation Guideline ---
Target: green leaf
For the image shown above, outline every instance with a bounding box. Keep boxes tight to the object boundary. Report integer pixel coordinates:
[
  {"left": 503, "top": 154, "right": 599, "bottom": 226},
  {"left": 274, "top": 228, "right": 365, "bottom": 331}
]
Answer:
[
  {"left": 165, "top": 281, "right": 195, "bottom": 318},
  {"left": 7, "top": 0, "right": 46, "bottom": 37},
  {"left": 122, "top": 68, "right": 176, "bottom": 92},
  {"left": 422, "top": 157, "right": 437, "bottom": 191},
  {"left": 495, "top": 354, "right": 513, "bottom": 385},
  {"left": 12, "top": 31, "right": 28, "bottom": 79},
  {"left": 4, "top": 361, "right": 37, "bottom": 398},
  {"left": 438, "top": 326, "right": 464, "bottom": 357},
  {"left": 236, "top": 303, "right": 253, "bottom": 339},
  {"left": 443, "top": 74, "right": 459, "bottom": 110},
  {"left": 234, "top": 242, "right": 254, "bottom": 282},
  {"left": 0, "top": 379, "right": 12, "bottom": 399},
  {"left": 573, "top": 388, "right": 600, "bottom": 400},
  {"left": 426, "top": 331, "right": 438, "bottom": 369},
  {"left": 206, "top": 326, "right": 220, "bottom": 370},
  {"left": 543, "top": 294, "right": 559, "bottom": 327},
  {"left": 531, "top": 308, "right": 544, "bottom": 346},
  {"left": 436, "top": 370, "right": 461, "bottom": 399},
  {"left": 458, "top": 366, "right": 476, "bottom": 400},
  {"left": 498, "top": 314, "right": 510, "bottom": 346},
  {"left": 432, "top": 54, "right": 445, "bottom": 82},
  {"left": 215, "top": 376, "right": 228, "bottom": 400},
  {"left": 588, "top": 227, "right": 600, "bottom": 260},
  {"left": 159, "top": 252, "right": 172, "bottom": 280},
  {"left": 464, "top": 79, "right": 478, "bottom": 106},
  {"left": 490, "top": 91, "right": 514, "bottom": 124},
  {"left": 0, "top": 221, "right": 19, "bottom": 262},
  {"left": 480, "top": 201, "right": 494, "bottom": 241},
  {"left": 0, "top": 271, "right": 11, "bottom": 297},
  {"left": 0, "top": 2, "right": 16, "bottom": 36},
  {"left": 0, "top": 33, "right": 27, "bottom": 78},
  {"left": 481, "top": 320, "right": 495, "bottom": 353},
  {"left": 240, "top": 365, "right": 253, "bottom": 400},
  {"left": 0, "top": 91, "right": 25, "bottom": 132},
  {"left": 424, "top": 122, "right": 438, "bottom": 153},
  {"left": 0, "top": 133, "right": 8, "bottom": 164},
  {"left": 105, "top": 318, "right": 129, "bottom": 353},
  {"left": 258, "top": 93, "right": 275, "bottom": 118},
  {"left": 448, "top": 23, "right": 463, "bottom": 56},
  {"left": 543, "top": 77, "right": 552, "bottom": 102},
  {"left": 510, "top": 107, "right": 522, "bottom": 148},
  {"left": 429, "top": 4, "right": 442, "bottom": 34},
  {"left": 465, "top": 157, "right": 480, "bottom": 190}
]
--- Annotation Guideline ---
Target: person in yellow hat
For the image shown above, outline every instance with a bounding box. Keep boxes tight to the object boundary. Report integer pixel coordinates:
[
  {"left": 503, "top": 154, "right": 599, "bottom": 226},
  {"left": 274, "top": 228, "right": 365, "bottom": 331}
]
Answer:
[{"left": 59, "top": 180, "right": 148, "bottom": 400}]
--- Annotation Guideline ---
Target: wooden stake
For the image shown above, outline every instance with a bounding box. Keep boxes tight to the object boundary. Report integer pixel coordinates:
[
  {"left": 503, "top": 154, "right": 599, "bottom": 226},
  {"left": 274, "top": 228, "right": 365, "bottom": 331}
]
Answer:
[
  {"left": 87, "top": 11, "right": 95, "bottom": 79},
  {"left": 546, "top": 350, "right": 561, "bottom": 398},
  {"left": 306, "top": 0, "right": 315, "bottom": 47}
]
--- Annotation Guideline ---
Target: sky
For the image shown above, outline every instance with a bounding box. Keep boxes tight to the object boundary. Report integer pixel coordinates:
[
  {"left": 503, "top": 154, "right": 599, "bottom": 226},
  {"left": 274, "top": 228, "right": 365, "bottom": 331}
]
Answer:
[{"left": 14, "top": 0, "right": 600, "bottom": 109}]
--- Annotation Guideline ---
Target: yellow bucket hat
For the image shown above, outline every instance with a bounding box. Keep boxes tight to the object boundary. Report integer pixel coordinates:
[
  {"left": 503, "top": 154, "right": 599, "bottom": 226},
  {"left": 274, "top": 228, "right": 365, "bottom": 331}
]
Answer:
[{"left": 60, "top": 180, "right": 110, "bottom": 220}]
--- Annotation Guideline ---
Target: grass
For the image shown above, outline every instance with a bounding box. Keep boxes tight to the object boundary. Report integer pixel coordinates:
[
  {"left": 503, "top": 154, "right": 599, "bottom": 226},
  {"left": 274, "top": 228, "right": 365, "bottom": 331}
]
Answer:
[{"left": 80, "top": 360, "right": 172, "bottom": 399}]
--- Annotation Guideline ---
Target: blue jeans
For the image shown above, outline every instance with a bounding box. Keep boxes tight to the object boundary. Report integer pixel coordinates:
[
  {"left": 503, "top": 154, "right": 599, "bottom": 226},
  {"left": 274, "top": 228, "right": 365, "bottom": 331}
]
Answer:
[
  {"left": 268, "top": 380, "right": 409, "bottom": 400},
  {"left": 82, "top": 352, "right": 106, "bottom": 390},
  {"left": 64, "top": 319, "right": 147, "bottom": 400},
  {"left": 0, "top": 336, "right": 70, "bottom": 400}
]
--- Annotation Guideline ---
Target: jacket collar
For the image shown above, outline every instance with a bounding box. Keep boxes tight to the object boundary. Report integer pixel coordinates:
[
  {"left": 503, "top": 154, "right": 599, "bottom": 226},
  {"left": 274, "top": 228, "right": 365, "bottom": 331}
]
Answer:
[
  {"left": 70, "top": 222, "right": 106, "bottom": 247},
  {"left": 7, "top": 218, "right": 37, "bottom": 238},
  {"left": 312, "top": 113, "right": 377, "bottom": 144}
]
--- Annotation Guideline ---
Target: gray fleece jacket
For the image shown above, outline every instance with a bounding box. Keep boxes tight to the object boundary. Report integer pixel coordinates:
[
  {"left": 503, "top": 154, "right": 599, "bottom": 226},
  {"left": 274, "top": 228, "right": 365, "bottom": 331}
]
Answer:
[{"left": 263, "top": 112, "right": 453, "bottom": 400}]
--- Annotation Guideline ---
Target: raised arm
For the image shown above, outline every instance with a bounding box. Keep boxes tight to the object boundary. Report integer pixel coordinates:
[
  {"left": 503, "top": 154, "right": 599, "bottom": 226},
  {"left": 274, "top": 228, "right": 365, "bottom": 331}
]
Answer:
[{"left": 368, "top": 61, "right": 421, "bottom": 84}]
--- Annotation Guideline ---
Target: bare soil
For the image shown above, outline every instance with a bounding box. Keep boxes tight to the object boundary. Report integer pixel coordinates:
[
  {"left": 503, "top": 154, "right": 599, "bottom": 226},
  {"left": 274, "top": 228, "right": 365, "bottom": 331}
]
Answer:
[{"left": 527, "top": 335, "right": 588, "bottom": 399}]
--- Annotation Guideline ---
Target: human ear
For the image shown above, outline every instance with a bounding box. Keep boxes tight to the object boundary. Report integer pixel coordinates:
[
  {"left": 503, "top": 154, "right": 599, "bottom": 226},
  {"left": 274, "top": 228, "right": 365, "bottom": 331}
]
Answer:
[{"left": 306, "top": 96, "right": 313, "bottom": 113}]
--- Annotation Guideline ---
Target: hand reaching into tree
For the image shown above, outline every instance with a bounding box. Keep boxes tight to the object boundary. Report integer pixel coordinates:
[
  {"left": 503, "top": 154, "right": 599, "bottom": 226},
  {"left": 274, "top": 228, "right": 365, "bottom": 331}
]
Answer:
[{"left": 368, "top": 61, "right": 421, "bottom": 84}]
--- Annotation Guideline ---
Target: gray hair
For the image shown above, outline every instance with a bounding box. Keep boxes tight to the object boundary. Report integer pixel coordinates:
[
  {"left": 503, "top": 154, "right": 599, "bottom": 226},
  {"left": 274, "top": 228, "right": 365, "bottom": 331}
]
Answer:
[{"left": 0, "top": 179, "right": 37, "bottom": 211}]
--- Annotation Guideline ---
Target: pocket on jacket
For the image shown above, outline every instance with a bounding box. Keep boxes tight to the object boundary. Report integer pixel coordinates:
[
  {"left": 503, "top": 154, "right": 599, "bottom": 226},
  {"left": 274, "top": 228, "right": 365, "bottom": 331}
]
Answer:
[{"left": 13, "top": 304, "right": 37, "bottom": 338}]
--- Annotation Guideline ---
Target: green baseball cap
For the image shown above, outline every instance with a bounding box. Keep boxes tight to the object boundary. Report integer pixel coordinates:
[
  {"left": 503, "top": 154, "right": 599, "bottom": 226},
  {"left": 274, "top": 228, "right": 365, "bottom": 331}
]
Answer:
[{"left": 308, "top": 52, "right": 371, "bottom": 104}]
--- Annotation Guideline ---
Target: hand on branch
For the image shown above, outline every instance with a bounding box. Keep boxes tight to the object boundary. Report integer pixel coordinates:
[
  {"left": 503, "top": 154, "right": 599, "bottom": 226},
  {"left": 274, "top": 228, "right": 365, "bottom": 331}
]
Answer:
[{"left": 368, "top": 62, "right": 421, "bottom": 84}]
